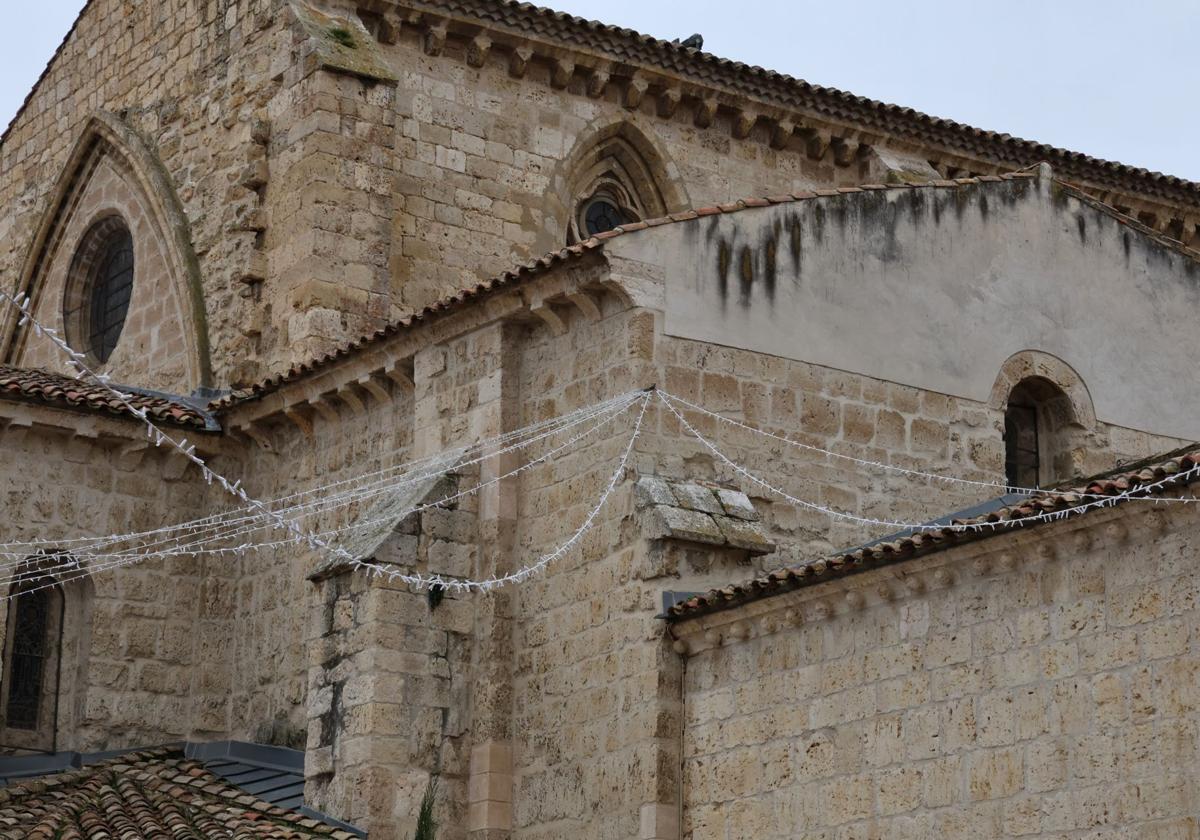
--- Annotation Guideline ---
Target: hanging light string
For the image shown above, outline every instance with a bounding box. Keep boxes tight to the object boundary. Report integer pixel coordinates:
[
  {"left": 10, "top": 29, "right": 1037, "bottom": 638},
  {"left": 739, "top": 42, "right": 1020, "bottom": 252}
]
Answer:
[
  {"left": 658, "top": 389, "right": 1197, "bottom": 504},
  {"left": 0, "top": 389, "right": 640, "bottom": 567},
  {"left": 656, "top": 391, "right": 1199, "bottom": 534},
  {"left": 0, "top": 289, "right": 650, "bottom": 595},
  {"left": 0, "top": 388, "right": 637, "bottom": 552},
  {"left": 0, "top": 392, "right": 641, "bottom": 584},
  {"left": 2, "top": 391, "right": 651, "bottom": 598}
]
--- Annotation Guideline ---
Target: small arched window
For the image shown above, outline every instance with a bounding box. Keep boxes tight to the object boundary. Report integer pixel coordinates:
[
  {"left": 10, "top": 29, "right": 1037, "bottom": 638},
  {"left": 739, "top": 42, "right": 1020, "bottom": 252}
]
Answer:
[
  {"left": 1003, "top": 378, "right": 1079, "bottom": 489},
  {"left": 64, "top": 217, "right": 136, "bottom": 365},
  {"left": 4, "top": 588, "right": 53, "bottom": 731},
  {"left": 0, "top": 561, "right": 67, "bottom": 751}
]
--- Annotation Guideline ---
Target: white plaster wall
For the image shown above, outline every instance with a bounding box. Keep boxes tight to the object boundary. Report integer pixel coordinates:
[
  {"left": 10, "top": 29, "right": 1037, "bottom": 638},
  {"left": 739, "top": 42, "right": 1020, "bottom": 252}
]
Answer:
[{"left": 612, "top": 175, "right": 1200, "bottom": 440}]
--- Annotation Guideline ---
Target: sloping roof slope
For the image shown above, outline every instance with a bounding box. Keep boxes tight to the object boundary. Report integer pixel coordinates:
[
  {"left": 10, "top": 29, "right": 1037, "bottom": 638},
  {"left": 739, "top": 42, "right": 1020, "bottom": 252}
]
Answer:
[
  {"left": 0, "top": 746, "right": 358, "bottom": 839},
  {"left": 667, "top": 447, "right": 1200, "bottom": 620},
  {"left": 0, "top": 364, "right": 215, "bottom": 430}
]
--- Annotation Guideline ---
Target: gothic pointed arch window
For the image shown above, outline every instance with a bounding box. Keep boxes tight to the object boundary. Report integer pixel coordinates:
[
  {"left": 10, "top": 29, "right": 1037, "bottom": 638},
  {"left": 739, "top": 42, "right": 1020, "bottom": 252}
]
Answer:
[{"left": 561, "top": 124, "right": 684, "bottom": 244}]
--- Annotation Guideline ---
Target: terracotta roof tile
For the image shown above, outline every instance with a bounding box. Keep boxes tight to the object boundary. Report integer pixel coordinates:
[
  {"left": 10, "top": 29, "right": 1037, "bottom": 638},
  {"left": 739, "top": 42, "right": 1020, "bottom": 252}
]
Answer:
[
  {"left": 0, "top": 747, "right": 355, "bottom": 839},
  {"left": 667, "top": 448, "right": 1200, "bottom": 620},
  {"left": 0, "top": 365, "right": 212, "bottom": 430}
]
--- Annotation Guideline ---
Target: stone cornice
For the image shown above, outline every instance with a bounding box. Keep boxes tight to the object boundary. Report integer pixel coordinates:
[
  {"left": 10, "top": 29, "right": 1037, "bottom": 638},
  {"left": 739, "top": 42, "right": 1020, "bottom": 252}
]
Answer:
[{"left": 391, "top": 0, "right": 1200, "bottom": 228}]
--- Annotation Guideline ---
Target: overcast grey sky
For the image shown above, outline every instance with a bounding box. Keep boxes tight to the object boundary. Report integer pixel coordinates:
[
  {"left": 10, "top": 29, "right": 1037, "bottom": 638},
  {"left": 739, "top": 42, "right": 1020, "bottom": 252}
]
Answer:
[{"left": 2, "top": 1, "right": 1195, "bottom": 180}]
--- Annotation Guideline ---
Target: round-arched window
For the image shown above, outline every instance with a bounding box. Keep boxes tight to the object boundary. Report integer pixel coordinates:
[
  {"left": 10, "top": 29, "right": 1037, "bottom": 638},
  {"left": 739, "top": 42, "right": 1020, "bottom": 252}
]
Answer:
[{"left": 64, "top": 218, "right": 135, "bottom": 364}]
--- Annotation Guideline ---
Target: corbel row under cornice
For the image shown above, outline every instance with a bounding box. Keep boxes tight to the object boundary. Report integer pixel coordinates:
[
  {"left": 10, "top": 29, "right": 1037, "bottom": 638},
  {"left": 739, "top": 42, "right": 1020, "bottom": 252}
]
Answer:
[{"left": 349, "top": 0, "right": 1200, "bottom": 241}]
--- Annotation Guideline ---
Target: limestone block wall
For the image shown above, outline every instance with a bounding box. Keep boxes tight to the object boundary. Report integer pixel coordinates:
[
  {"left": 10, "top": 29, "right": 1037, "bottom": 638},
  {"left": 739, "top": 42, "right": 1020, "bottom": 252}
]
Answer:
[
  {"left": 676, "top": 502, "right": 1200, "bottom": 839},
  {"left": 0, "top": 420, "right": 220, "bottom": 751},
  {"left": 652, "top": 331, "right": 1186, "bottom": 555},
  {"left": 0, "top": 0, "right": 291, "bottom": 389}
]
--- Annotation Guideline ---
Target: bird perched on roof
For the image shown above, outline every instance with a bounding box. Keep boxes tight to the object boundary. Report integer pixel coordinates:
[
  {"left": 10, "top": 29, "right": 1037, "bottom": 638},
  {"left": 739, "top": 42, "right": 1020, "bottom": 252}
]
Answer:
[{"left": 673, "top": 33, "right": 704, "bottom": 50}]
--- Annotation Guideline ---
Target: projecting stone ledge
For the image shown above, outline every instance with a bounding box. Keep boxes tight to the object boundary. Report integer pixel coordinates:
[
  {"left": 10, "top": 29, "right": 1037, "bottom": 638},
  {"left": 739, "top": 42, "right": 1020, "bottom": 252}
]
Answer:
[{"left": 637, "top": 476, "right": 774, "bottom": 556}]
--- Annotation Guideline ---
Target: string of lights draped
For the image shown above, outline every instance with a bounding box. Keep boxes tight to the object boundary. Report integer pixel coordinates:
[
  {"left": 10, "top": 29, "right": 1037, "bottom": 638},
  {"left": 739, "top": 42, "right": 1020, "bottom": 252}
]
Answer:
[
  {"left": 0, "top": 290, "right": 650, "bottom": 596},
  {"left": 658, "top": 390, "right": 1197, "bottom": 504},
  {"left": 2, "top": 285, "right": 1194, "bottom": 598},
  {"left": 0, "top": 390, "right": 639, "bottom": 564},
  {"left": 0, "top": 393, "right": 643, "bottom": 590},
  {"left": 656, "top": 392, "right": 1199, "bottom": 534}
]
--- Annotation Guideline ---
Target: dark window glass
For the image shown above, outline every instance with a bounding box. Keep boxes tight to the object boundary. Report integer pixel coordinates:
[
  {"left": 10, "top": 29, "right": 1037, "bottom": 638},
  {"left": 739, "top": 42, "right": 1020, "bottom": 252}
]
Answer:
[
  {"left": 88, "top": 229, "right": 134, "bottom": 363},
  {"left": 583, "top": 199, "right": 625, "bottom": 236},
  {"left": 1004, "top": 402, "right": 1039, "bottom": 488},
  {"left": 5, "top": 589, "right": 50, "bottom": 730}
]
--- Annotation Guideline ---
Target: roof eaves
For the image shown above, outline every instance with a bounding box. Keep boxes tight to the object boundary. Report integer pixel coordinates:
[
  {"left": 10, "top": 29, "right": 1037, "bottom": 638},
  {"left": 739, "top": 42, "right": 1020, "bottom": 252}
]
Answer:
[
  {"left": 417, "top": 0, "right": 1200, "bottom": 207},
  {"left": 667, "top": 448, "right": 1200, "bottom": 621}
]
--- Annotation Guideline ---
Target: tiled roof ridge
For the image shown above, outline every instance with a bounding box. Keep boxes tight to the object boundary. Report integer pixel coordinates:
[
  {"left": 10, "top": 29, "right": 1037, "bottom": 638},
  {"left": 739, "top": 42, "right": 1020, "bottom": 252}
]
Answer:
[
  {"left": 418, "top": 0, "right": 1200, "bottom": 207},
  {"left": 0, "top": 364, "right": 213, "bottom": 430},
  {"left": 667, "top": 447, "right": 1200, "bottom": 620},
  {"left": 215, "top": 169, "right": 1200, "bottom": 412}
]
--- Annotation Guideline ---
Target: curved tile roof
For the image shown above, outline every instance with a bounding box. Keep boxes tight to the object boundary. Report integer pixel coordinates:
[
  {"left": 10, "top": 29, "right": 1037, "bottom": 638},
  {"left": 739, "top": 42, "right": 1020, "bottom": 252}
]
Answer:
[
  {"left": 667, "top": 448, "right": 1200, "bottom": 621},
  {"left": 0, "top": 747, "right": 357, "bottom": 839},
  {"left": 0, "top": 365, "right": 214, "bottom": 430}
]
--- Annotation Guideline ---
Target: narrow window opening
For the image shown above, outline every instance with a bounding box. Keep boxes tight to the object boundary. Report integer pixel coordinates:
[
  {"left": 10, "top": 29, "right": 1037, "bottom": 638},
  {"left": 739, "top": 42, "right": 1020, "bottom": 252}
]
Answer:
[
  {"left": 1004, "top": 401, "right": 1040, "bottom": 489},
  {"left": 4, "top": 589, "right": 51, "bottom": 731},
  {"left": 1003, "top": 377, "right": 1079, "bottom": 489}
]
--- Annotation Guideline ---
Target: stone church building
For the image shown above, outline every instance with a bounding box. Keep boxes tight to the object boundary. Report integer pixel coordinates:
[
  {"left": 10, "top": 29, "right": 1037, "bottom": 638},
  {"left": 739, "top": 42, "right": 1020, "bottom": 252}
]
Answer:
[{"left": 0, "top": 0, "right": 1199, "bottom": 837}]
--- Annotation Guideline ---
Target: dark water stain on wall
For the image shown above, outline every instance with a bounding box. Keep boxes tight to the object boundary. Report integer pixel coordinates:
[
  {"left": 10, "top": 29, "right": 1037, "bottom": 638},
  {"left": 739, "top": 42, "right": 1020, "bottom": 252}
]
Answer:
[
  {"left": 1076, "top": 214, "right": 1087, "bottom": 245},
  {"left": 738, "top": 244, "right": 754, "bottom": 307},
  {"left": 716, "top": 237, "right": 731, "bottom": 304},
  {"left": 788, "top": 214, "right": 803, "bottom": 277}
]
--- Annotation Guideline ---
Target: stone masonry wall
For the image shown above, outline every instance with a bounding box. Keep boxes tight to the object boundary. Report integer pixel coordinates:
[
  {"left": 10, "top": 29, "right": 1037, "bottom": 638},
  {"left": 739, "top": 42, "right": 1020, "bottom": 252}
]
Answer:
[
  {"left": 0, "top": 419, "right": 221, "bottom": 751},
  {"left": 653, "top": 332, "right": 1186, "bottom": 556},
  {"left": 677, "top": 501, "right": 1200, "bottom": 839},
  {"left": 0, "top": 0, "right": 292, "bottom": 389}
]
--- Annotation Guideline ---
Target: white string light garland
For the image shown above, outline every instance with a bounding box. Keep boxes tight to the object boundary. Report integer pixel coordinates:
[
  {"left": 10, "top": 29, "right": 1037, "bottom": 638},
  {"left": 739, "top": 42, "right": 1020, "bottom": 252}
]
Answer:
[
  {"left": 656, "top": 391, "right": 1199, "bottom": 535},
  {"left": 0, "top": 390, "right": 639, "bottom": 569},
  {"left": 0, "top": 393, "right": 640, "bottom": 584},
  {"left": 2, "top": 281, "right": 1194, "bottom": 598},
  {"left": 658, "top": 389, "right": 1196, "bottom": 504},
  {"left": 0, "top": 289, "right": 651, "bottom": 596}
]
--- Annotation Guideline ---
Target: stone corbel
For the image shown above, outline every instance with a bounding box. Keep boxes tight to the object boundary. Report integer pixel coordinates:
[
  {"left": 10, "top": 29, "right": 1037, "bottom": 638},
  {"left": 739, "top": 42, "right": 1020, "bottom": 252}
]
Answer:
[
  {"left": 356, "top": 373, "right": 391, "bottom": 405},
  {"left": 508, "top": 46, "right": 533, "bottom": 78},
  {"left": 384, "top": 358, "right": 414, "bottom": 390},
  {"left": 657, "top": 87, "right": 681, "bottom": 118},
  {"left": 308, "top": 395, "right": 340, "bottom": 425},
  {"left": 335, "top": 384, "right": 366, "bottom": 415},
  {"left": 423, "top": 21, "right": 447, "bottom": 57},
  {"left": 284, "top": 406, "right": 314, "bottom": 440},
  {"left": 117, "top": 440, "right": 151, "bottom": 469},
  {"left": 466, "top": 33, "right": 492, "bottom": 68},
  {"left": 831, "top": 136, "right": 860, "bottom": 166},
  {"left": 551, "top": 57, "right": 575, "bottom": 89},
  {"left": 623, "top": 76, "right": 648, "bottom": 110},
  {"left": 567, "top": 290, "right": 603, "bottom": 321},
  {"left": 530, "top": 303, "right": 567, "bottom": 336},
  {"left": 732, "top": 110, "right": 757, "bottom": 140},
  {"left": 587, "top": 69, "right": 611, "bottom": 99},
  {"left": 693, "top": 97, "right": 718, "bottom": 128},
  {"left": 770, "top": 119, "right": 795, "bottom": 150},
  {"left": 235, "top": 421, "right": 273, "bottom": 452},
  {"left": 801, "top": 127, "right": 831, "bottom": 161}
]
